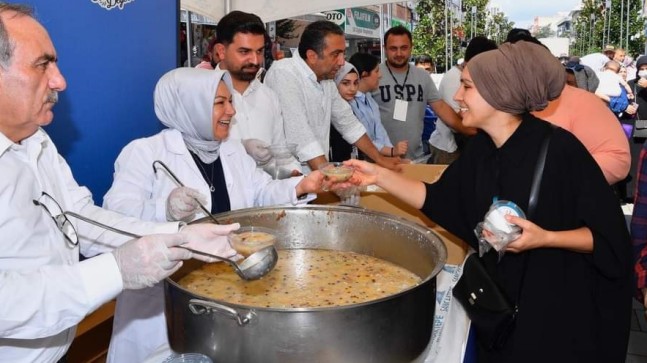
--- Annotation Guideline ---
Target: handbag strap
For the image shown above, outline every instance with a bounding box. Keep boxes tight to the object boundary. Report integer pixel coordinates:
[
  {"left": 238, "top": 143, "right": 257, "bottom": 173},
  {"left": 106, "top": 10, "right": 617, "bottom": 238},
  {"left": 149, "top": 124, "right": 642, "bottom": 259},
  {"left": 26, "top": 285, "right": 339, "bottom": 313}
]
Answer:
[{"left": 514, "top": 124, "right": 555, "bottom": 306}]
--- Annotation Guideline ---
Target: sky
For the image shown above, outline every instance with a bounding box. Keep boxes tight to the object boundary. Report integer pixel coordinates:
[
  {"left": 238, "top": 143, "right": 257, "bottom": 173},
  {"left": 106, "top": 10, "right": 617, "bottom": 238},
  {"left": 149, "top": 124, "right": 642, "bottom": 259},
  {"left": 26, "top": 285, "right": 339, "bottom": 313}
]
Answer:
[{"left": 491, "top": 0, "right": 581, "bottom": 29}]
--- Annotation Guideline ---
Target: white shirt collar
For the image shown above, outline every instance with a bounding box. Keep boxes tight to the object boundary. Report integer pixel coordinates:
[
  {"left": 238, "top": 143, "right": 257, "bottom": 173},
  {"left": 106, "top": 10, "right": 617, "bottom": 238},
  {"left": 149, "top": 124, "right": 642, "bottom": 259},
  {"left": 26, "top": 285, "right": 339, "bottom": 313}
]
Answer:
[
  {"left": 292, "top": 52, "right": 319, "bottom": 85},
  {"left": 0, "top": 128, "right": 47, "bottom": 157},
  {"left": 215, "top": 63, "right": 262, "bottom": 97},
  {"left": 0, "top": 130, "right": 14, "bottom": 156}
]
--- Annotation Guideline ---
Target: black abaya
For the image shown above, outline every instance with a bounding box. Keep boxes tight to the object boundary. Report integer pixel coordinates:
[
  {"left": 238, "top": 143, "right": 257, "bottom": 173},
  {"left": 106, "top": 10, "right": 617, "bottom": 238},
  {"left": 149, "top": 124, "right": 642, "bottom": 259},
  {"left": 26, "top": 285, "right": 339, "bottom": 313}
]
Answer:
[{"left": 422, "top": 114, "right": 633, "bottom": 362}]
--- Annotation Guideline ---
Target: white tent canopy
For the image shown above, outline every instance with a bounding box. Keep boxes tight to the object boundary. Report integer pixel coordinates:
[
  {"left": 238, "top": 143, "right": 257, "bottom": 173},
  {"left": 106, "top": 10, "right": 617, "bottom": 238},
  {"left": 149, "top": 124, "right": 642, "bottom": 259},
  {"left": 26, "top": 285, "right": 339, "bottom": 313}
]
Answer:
[{"left": 181, "top": 0, "right": 405, "bottom": 22}]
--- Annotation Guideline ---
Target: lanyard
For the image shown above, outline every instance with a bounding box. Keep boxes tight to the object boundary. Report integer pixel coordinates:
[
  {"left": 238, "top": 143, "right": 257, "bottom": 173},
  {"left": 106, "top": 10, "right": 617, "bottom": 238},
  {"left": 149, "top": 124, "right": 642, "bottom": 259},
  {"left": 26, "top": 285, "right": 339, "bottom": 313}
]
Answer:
[{"left": 386, "top": 62, "right": 410, "bottom": 92}]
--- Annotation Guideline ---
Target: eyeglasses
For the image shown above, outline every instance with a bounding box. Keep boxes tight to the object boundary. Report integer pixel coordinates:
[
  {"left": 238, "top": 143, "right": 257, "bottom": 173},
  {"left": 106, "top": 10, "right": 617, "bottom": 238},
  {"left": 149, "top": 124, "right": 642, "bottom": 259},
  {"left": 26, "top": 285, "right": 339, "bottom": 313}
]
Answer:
[
  {"left": 33, "top": 192, "right": 79, "bottom": 246},
  {"left": 33, "top": 192, "right": 140, "bottom": 246}
]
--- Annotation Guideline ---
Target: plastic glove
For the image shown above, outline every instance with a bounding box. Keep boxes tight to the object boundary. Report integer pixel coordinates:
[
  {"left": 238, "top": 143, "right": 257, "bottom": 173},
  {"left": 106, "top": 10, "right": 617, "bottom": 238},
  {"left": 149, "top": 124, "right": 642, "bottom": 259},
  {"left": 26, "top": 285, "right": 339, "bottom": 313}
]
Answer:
[
  {"left": 166, "top": 187, "right": 208, "bottom": 222},
  {"left": 112, "top": 233, "right": 192, "bottom": 290},
  {"left": 180, "top": 223, "right": 240, "bottom": 263},
  {"left": 242, "top": 139, "right": 272, "bottom": 165}
]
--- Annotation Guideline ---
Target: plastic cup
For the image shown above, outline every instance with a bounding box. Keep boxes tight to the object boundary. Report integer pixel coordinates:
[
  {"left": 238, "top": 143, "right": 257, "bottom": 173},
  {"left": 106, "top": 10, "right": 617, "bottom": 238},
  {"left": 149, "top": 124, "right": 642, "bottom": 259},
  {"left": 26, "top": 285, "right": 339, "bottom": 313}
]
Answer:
[
  {"left": 318, "top": 161, "right": 354, "bottom": 183},
  {"left": 162, "top": 353, "right": 213, "bottom": 363},
  {"left": 267, "top": 143, "right": 297, "bottom": 159}
]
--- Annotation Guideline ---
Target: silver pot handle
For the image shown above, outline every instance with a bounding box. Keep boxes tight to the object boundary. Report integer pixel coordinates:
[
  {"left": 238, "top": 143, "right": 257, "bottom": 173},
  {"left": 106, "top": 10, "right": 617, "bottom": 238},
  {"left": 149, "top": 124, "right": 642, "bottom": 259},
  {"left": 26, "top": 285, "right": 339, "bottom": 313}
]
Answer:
[{"left": 188, "top": 298, "right": 256, "bottom": 326}]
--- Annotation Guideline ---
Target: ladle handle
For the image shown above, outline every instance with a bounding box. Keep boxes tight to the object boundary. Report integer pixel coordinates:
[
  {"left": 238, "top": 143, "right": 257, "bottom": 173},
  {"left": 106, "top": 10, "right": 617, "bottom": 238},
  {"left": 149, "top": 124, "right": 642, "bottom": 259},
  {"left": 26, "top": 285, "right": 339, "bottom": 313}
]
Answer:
[
  {"left": 178, "top": 246, "right": 246, "bottom": 276},
  {"left": 63, "top": 211, "right": 142, "bottom": 239},
  {"left": 61, "top": 209, "right": 245, "bottom": 275},
  {"left": 152, "top": 160, "right": 220, "bottom": 224}
]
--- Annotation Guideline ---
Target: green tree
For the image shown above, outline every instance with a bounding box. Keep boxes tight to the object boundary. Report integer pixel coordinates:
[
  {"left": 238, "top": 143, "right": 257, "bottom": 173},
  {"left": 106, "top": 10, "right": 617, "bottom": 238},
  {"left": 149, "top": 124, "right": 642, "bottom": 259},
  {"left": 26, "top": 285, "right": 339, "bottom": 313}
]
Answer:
[
  {"left": 483, "top": 9, "right": 514, "bottom": 44},
  {"left": 535, "top": 25, "right": 556, "bottom": 38},
  {"left": 412, "top": 0, "right": 446, "bottom": 69},
  {"left": 572, "top": 0, "right": 645, "bottom": 57},
  {"left": 413, "top": 0, "right": 513, "bottom": 71}
]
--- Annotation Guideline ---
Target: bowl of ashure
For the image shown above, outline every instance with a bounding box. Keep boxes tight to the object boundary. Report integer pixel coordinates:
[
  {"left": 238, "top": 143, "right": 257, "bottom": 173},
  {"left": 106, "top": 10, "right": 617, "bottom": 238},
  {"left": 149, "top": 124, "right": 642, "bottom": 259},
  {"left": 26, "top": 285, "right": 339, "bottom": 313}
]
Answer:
[
  {"left": 318, "top": 161, "right": 354, "bottom": 182},
  {"left": 228, "top": 226, "right": 277, "bottom": 257}
]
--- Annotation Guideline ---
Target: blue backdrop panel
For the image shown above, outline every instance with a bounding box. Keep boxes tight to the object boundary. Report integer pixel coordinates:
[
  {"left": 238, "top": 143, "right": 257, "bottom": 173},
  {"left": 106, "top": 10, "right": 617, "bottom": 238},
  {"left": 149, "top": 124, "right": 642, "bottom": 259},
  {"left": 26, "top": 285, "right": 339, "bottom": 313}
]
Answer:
[{"left": 13, "top": 0, "right": 179, "bottom": 203}]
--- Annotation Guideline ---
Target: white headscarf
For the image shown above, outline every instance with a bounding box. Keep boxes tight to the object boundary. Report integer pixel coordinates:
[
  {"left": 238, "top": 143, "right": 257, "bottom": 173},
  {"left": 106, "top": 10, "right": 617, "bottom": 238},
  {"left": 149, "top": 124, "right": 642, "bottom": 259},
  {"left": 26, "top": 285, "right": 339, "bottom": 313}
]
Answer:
[
  {"left": 334, "top": 62, "right": 359, "bottom": 86},
  {"left": 154, "top": 67, "right": 234, "bottom": 163}
]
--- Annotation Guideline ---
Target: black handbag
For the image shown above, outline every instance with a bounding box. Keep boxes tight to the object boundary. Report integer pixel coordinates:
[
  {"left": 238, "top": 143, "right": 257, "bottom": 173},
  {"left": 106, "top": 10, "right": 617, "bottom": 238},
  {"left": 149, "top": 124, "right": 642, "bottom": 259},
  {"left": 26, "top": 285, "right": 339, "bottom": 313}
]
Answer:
[
  {"left": 453, "top": 251, "right": 517, "bottom": 350},
  {"left": 452, "top": 126, "right": 553, "bottom": 351},
  {"left": 633, "top": 120, "right": 647, "bottom": 139}
]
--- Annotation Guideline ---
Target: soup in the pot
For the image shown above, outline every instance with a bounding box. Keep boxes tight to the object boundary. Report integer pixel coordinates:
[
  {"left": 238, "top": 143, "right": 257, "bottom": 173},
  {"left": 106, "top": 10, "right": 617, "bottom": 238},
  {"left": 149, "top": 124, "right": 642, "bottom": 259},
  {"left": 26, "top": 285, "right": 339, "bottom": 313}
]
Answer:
[{"left": 177, "top": 249, "right": 421, "bottom": 308}]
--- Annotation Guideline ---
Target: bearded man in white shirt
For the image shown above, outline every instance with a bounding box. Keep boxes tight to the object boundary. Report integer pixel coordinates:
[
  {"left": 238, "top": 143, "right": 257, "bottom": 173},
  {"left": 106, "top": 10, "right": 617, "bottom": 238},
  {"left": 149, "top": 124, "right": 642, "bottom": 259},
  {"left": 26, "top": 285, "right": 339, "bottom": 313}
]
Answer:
[
  {"left": 0, "top": 4, "right": 238, "bottom": 362},
  {"left": 214, "top": 10, "right": 301, "bottom": 175},
  {"left": 264, "top": 20, "right": 400, "bottom": 171}
]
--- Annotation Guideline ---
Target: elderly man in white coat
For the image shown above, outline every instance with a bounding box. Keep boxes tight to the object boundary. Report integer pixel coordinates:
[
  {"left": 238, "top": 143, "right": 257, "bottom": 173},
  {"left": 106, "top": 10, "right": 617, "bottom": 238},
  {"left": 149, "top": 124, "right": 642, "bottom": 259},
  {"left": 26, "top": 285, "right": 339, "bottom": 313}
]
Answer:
[
  {"left": 102, "top": 67, "right": 324, "bottom": 363},
  {"left": 0, "top": 4, "right": 242, "bottom": 363}
]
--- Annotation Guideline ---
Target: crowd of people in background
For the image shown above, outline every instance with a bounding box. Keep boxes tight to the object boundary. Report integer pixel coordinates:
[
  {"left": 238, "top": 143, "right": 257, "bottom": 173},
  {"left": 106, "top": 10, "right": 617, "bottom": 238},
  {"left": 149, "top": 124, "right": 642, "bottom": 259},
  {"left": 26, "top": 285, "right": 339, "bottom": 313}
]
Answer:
[
  {"left": 194, "top": 17, "right": 644, "bottom": 362},
  {"left": 177, "top": 19, "right": 647, "bottom": 360}
]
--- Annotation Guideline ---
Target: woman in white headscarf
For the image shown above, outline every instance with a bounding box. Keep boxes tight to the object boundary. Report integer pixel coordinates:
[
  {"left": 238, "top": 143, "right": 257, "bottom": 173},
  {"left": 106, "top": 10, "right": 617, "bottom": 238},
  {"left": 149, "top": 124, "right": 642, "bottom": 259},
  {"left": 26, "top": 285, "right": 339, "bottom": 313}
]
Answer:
[
  {"left": 103, "top": 67, "right": 324, "bottom": 363},
  {"left": 336, "top": 57, "right": 408, "bottom": 159}
]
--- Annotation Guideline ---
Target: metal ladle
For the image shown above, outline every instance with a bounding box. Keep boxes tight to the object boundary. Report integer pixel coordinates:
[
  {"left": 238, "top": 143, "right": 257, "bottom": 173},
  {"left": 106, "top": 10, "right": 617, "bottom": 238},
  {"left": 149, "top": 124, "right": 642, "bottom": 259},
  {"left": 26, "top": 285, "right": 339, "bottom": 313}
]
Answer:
[
  {"left": 188, "top": 244, "right": 278, "bottom": 281},
  {"left": 45, "top": 209, "right": 278, "bottom": 281}
]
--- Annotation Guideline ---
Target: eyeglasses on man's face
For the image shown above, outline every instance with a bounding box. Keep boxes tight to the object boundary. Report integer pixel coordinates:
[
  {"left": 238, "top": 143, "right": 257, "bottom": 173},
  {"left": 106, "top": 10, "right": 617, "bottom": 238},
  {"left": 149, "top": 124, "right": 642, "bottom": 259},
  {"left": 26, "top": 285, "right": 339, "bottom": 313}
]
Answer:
[{"left": 33, "top": 191, "right": 79, "bottom": 246}]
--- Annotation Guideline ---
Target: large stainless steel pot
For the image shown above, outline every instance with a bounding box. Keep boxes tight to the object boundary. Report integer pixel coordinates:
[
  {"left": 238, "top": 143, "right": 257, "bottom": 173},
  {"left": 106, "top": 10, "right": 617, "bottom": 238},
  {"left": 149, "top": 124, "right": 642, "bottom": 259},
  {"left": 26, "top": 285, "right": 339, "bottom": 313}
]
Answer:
[{"left": 165, "top": 205, "right": 447, "bottom": 363}]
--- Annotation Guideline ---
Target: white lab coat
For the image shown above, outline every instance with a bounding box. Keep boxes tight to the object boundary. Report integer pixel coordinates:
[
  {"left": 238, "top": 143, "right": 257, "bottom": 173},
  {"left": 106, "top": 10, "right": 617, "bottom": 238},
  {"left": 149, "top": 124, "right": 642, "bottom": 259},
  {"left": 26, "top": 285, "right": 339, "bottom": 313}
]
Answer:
[
  {"left": 0, "top": 129, "right": 179, "bottom": 363},
  {"left": 103, "top": 128, "right": 304, "bottom": 363}
]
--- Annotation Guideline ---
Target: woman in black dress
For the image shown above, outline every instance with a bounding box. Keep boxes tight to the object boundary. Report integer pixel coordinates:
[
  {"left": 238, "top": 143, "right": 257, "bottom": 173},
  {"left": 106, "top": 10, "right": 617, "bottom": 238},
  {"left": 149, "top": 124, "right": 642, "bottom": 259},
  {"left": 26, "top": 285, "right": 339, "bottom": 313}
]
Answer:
[{"left": 342, "top": 41, "right": 633, "bottom": 362}]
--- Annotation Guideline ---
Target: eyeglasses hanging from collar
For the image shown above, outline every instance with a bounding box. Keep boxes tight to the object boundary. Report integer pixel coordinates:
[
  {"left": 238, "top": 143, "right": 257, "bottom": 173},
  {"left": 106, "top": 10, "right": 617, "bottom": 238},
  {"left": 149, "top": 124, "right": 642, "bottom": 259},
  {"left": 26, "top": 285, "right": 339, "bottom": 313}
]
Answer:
[
  {"left": 33, "top": 192, "right": 79, "bottom": 246},
  {"left": 32, "top": 191, "right": 139, "bottom": 247}
]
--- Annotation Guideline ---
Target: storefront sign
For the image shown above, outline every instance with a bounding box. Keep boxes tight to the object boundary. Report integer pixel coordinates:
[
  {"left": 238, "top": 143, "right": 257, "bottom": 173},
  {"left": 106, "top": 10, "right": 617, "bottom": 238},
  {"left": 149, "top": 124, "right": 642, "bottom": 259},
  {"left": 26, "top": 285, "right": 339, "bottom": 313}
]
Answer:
[
  {"left": 91, "top": 0, "right": 135, "bottom": 10},
  {"left": 345, "top": 7, "right": 380, "bottom": 38},
  {"left": 391, "top": 17, "right": 411, "bottom": 30},
  {"left": 323, "top": 10, "right": 346, "bottom": 27},
  {"left": 180, "top": 10, "right": 217, "bottom": 25},
  {"left": 267, "top": 21, "right": 276, "bottom": 40}
]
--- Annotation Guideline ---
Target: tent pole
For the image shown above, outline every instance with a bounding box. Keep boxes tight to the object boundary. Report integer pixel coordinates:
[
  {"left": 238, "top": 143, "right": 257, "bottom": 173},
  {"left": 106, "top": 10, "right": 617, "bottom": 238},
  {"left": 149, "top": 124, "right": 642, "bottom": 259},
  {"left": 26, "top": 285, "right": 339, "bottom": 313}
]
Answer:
[
  {"left": 186, "top": 10, "right": 193, "bottom": 67},
  {"left": 380, "top": 4, "right": 385, "bottom": 63}
]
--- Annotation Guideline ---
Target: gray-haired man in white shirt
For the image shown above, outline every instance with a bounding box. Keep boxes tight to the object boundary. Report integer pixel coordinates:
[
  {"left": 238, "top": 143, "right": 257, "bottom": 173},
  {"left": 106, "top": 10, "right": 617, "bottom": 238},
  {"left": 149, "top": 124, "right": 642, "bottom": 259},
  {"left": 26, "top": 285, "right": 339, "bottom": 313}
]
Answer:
[
  {"left": 264, "top": 20, "right": 400, "bottom": 172},
  {"left": 0, "top": 4, "right": 238, "bottom": 362}
]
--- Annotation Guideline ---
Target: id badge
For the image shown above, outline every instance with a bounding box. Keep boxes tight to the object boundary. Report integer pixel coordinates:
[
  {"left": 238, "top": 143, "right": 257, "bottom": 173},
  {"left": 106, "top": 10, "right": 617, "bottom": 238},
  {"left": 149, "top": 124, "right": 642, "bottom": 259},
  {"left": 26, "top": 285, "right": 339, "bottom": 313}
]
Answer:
[{"left": 393, "top": 99, "right": 408, "bottom": 121}]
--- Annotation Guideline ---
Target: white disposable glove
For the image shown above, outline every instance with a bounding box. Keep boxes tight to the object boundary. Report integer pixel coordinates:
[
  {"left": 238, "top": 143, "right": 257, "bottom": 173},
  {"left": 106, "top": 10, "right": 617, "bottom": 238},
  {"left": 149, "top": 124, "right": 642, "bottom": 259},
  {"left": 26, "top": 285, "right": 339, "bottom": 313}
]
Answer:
[
  {"left": 166, "top": 187, "right": 208, "bottom": 222},
  {"left": 112, "top": 233, "right": 192, "bottom": 290},
  {"left": 242, "top": 138, "right": 272, "bottom": 165},
  {"left": 180, "top": 223, "right": 240, "bottom": 263}
]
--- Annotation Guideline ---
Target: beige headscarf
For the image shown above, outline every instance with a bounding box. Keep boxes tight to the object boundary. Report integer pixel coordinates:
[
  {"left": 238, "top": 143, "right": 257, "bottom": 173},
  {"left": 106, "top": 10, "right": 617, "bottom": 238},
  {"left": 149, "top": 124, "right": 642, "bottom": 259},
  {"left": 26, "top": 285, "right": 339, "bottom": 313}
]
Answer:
[
  {"left": 154, "top": 67, "right": 234, "bottom": 163},
  {"left": 467, "top": 41, "right": 565, "bottom": 114}
]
